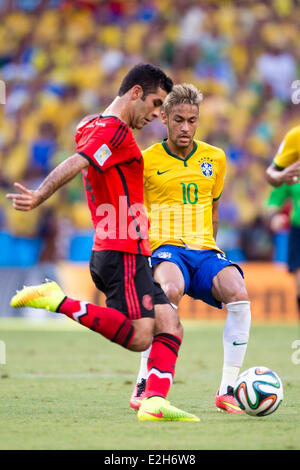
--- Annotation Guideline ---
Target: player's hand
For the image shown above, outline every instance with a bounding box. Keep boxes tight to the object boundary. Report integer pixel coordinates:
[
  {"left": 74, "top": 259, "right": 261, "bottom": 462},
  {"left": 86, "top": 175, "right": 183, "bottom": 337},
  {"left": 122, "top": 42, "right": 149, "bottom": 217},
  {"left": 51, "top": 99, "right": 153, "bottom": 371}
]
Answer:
[
  {"left": 6, "top": 183, "right": 42, "bottom": 211},
  {"left": 279, "top": 160, "right": 300, "bottom": 185},
  {"left": 270, "top": 213, "right": 289, "bottom": 232}
]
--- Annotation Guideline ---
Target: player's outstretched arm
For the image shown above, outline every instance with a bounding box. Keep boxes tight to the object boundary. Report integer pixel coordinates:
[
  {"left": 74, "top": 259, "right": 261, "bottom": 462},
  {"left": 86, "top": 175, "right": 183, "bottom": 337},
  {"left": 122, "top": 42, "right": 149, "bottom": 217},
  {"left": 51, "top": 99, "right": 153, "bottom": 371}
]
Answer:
[
  {"left": 6, "top": 153, "right": 89, "bottom": 211},
  {"left": 266, "top": 160, "right": 300, "bottom": 187}
]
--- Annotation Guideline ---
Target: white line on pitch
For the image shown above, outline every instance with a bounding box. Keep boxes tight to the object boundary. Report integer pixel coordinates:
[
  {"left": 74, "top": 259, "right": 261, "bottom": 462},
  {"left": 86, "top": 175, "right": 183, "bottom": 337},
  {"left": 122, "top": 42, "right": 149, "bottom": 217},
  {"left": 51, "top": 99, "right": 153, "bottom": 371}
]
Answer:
[{"left": 11, "top": 372, "right": 135, "bottom": 379}]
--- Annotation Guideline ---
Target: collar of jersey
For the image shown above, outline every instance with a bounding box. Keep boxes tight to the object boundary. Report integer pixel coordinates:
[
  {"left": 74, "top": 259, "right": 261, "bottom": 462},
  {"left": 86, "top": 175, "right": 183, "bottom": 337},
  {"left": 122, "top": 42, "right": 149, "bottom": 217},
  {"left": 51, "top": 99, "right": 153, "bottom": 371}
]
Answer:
[
  {"left": 99, "top": 114, "right": 129, "bottom": 128},
  {"left": 161, "top": 139, "right": 198, "bottom": 166}
]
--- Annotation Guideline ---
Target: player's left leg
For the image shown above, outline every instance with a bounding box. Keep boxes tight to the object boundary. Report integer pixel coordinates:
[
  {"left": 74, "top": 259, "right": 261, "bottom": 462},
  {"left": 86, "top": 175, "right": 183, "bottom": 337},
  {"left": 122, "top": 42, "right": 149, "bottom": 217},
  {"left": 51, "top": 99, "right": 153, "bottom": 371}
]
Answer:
[
  {"left": 133, "top": 293, "right": 185, "bottom": 412},
  {"left": 212, "top": 265, "right": 251, "bottom": 413},
  {"left": 134, "top": 280, "right": 199, "bottom": 422},
  {"left": 114, "top": 253, "right": 198, "bottom": 421},
  {"left": 130, "top": 260, "right": 185, "bottom": 409},
  {"left": 145, "top": 300, "right": 183, "bottom": 397},
  {"left": 137, "top": 299, "right": 199, "bottom": 422}
]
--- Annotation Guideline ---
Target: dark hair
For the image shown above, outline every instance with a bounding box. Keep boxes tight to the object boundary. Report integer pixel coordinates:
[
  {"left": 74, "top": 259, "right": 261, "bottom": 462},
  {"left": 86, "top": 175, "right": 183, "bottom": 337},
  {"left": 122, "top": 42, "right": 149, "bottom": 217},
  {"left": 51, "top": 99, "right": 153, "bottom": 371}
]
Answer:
[{"left": 118, "top": 63, "right": 173, "bottom": 98}]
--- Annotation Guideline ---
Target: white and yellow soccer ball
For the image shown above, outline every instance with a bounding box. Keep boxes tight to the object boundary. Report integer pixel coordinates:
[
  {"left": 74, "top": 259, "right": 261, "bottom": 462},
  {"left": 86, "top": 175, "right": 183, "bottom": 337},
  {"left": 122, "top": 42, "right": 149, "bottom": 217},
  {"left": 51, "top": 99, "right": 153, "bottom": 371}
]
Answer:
[{"left": 234, "top": 366, "right": 283, "bottom": 417}]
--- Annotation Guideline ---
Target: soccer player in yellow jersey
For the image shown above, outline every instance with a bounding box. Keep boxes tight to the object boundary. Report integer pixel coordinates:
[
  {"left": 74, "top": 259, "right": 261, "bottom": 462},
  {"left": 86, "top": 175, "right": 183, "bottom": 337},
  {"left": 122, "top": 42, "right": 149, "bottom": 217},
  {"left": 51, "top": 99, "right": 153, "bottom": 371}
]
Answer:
[
  {"left": 130, "top": 84, "right": 252, "bottom": 414},
  {"left": 266, "top": 125, "right": 300, "bottom": 187},
  {"left": 266, "top": 125, "right": 300, "bottom": 320}
]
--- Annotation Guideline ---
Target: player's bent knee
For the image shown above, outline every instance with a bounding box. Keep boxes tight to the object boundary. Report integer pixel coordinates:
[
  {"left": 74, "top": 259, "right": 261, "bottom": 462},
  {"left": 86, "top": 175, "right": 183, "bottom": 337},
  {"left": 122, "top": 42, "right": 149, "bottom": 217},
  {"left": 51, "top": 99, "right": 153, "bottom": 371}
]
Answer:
[
  {"left": 229, "top": 286, "right": 249, "bottom": 303},
  {"left": 223, "top": 274, "right": 249, "bottom": 304},
  {"left": 162, "top": 282, "right": 183, "bottom": 305}
]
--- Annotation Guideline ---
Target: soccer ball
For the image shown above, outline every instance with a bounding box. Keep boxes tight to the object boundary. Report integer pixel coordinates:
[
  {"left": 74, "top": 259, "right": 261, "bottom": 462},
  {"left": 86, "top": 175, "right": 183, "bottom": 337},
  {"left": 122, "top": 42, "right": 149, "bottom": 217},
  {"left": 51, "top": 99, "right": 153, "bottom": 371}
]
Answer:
[{"left": 234, "top": 366, "right": 283, "bottom": 417}]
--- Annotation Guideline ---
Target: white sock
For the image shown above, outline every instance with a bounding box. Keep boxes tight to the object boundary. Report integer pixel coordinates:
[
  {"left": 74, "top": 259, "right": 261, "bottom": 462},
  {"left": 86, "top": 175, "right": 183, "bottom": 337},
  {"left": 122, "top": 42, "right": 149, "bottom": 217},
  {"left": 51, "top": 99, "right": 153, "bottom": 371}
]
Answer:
[
  {"left": 136, "top": 344, "right": 152, "bottom": 384},
  {"left": 219, "top": 301, "right": 251, "bottom": 395},
  {"left": 219, "top": 364, "right": 240, "bottom": 395}
]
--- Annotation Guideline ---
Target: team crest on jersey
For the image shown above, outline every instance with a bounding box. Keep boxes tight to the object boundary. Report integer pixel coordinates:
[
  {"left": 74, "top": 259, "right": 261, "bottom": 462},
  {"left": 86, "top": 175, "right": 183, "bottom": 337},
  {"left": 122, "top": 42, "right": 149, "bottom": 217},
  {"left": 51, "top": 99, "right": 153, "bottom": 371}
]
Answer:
[
  {"left": 199, "top": 156, "right": 214, "bottom": 177},
  {"left": 94, "top": 144, "right": 112, "bottom": 166}
]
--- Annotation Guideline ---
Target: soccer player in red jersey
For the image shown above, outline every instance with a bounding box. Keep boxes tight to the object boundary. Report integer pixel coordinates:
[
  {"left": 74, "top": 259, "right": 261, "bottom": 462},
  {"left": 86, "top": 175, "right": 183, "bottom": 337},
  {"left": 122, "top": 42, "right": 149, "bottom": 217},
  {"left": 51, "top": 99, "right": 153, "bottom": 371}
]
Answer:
[{"left": 7, "top": 64, "right": 200, "bottom": 422}]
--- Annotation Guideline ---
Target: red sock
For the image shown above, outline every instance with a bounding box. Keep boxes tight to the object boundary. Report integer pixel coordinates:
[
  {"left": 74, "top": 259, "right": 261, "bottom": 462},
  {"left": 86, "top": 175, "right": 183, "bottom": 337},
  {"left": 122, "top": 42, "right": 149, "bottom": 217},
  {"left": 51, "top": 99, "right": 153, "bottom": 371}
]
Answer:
[
  {"left": 58, "top": 297, "right": 135, "bottom": 348},
  {"left": 145, "top": 333, "right": 181, "bottom": 399}
]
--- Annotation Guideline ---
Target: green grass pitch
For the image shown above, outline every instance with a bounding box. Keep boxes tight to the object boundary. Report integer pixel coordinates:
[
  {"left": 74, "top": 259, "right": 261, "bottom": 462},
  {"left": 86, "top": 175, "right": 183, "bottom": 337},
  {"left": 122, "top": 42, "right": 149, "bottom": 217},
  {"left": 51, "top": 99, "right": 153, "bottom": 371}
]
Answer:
[{"left": 0, "top": 318, "right": 299, "bottom": 450}]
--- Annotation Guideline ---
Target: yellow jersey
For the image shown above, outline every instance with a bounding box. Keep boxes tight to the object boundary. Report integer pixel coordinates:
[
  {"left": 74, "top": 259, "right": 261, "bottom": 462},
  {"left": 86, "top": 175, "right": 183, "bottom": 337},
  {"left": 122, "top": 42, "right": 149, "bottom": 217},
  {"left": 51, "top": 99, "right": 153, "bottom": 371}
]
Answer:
[
  {"left": 143, "top": 139, "right": 226, "bottom": 253},
  {"left": 273, "top": 125, "right": 300, "bottom": 169}
]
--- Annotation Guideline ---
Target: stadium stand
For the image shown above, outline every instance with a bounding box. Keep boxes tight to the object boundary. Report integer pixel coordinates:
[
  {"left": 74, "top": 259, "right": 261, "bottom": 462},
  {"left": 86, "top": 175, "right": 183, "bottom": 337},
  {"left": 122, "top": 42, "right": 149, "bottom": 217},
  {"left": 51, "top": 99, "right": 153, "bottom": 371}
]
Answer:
[{"left": 0, "top": 0, "right": 299, "bottom": 318}]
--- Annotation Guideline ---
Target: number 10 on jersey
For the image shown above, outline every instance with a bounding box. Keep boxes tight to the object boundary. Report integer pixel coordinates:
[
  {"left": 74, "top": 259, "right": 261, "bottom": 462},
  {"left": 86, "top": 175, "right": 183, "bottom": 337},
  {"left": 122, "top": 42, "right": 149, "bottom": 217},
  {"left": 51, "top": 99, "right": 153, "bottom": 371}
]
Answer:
[{"left": 180, "top": 182, "right": 198, "bottom": 205}]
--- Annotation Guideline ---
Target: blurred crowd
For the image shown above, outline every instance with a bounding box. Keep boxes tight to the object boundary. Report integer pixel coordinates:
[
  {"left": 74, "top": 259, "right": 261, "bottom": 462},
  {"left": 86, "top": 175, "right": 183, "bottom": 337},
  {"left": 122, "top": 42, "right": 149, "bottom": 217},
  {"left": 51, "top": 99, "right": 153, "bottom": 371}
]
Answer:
[{"left": 1, "top": 0, "right": 300, "bottom": 264}]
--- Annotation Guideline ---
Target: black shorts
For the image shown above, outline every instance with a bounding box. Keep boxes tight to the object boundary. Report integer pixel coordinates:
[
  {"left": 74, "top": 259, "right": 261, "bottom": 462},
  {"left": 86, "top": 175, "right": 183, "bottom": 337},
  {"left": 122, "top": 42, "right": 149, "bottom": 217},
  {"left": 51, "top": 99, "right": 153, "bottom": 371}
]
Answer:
[
  {"left": 288, "top": 225, "right": 300, "bottom": 272},
  {"left": 89, "top": 250, "right": 170, "bottom": 320}
]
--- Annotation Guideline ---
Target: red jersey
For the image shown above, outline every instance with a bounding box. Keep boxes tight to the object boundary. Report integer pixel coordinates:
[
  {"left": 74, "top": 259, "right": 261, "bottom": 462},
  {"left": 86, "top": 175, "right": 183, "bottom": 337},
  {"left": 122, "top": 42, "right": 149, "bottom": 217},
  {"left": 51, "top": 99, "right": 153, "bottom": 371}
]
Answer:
[{"left": 75, "top": 115, "right": 151, "bottom": 256}]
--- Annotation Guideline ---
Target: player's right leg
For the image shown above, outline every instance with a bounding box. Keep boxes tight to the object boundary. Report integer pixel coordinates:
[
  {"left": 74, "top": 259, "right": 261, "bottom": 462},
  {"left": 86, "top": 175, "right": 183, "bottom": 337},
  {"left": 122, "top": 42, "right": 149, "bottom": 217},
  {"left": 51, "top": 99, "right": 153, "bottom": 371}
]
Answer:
[
  {"left": 10, "top": 251, "right": 155, "bottom": 352},
  {"left": 10, "top": 279, "right": 152, "bottom": 351}
]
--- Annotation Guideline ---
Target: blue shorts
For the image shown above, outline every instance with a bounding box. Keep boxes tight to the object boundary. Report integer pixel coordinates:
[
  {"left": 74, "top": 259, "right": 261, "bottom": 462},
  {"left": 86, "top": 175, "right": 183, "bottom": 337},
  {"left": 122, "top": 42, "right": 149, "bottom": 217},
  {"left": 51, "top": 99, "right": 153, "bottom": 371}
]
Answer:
[
  {"left": 288, "top": 225, "right": 300, "bottom": 272},
  {"left": 150, "top": 245, "right": 244, "bottom": 309}
]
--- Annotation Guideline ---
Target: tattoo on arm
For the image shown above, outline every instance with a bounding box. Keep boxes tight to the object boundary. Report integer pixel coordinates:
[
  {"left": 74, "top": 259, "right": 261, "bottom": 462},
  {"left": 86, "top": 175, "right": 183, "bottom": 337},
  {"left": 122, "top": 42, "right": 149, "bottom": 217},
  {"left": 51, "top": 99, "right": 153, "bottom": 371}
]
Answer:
[{"left": 36, "top": 153, "right": 89, "bottom": 203}]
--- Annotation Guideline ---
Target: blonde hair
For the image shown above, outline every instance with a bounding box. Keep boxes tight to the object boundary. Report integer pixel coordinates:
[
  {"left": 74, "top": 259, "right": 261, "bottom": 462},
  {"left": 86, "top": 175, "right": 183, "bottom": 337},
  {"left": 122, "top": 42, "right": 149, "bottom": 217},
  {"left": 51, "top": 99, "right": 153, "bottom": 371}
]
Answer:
[{"left": 162, "top": 83, "right": 203, "bottom": 115}]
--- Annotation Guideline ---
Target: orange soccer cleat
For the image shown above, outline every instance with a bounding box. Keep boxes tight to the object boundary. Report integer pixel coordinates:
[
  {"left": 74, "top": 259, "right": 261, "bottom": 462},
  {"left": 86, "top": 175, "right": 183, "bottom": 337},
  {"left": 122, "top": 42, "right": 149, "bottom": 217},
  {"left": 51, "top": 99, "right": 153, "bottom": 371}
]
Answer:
[{"left": 215, "top": 386, "right": 245, "bottom": 414}]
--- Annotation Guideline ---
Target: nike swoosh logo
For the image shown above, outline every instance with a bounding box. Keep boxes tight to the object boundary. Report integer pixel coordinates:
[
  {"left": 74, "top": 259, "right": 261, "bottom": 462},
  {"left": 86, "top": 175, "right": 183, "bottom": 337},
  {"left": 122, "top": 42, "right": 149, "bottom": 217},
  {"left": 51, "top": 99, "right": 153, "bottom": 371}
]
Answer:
[
  {"left": 145, "top": 411, "right": 163, "bottom": 418},
  {"left": 157, "top": 170, "right": 171, "bottom": 175},
  {"left": 233, "top": 341, "right": 248, "bottom": 346}
]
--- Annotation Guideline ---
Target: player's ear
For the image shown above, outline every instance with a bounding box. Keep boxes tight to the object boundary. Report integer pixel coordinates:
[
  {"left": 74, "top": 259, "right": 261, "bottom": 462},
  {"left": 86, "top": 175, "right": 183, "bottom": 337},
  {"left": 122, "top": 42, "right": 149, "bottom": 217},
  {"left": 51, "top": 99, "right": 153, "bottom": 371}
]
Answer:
[
  {"left": 130, "top": 85, "right": 144, "bottom": 101},
  {"left": 160, "top": 110, "right": 168, "bottom": 124}
]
